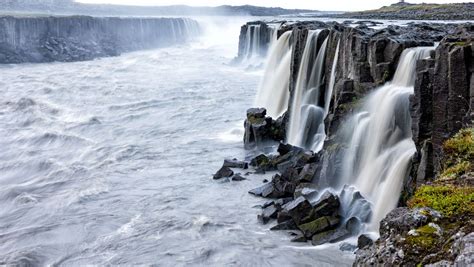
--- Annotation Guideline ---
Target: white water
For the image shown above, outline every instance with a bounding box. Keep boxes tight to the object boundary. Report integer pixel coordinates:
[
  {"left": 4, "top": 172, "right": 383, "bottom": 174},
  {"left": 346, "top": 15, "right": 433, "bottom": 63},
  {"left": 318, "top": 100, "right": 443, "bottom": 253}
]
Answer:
[
  {"left": 334, "top": 47, "right": 433, "bottom": 231},
  {"left": 0, "top": 17, "right": 353, "bottom": 266},
  {"left": 287, "top": 31, "right": 329, "bottom": 152},
  {"left": 254, "top": 31, "right": 292, "bottom": 118},
  {"left": 325, "top": 39, "right": 340, "bottom": 116}
]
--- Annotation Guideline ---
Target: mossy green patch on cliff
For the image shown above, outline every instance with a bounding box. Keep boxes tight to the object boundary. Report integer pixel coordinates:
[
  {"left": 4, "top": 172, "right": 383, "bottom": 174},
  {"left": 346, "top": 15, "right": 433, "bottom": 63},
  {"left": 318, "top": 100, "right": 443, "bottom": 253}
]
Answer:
[
  {"left": 406, "top": 225, "right": 438, "bottom": 250},
  {"left": 408, "top": 185, "right": 474, "bottom": 217},
  {"left": 440, "top": 128, "right": 474, "bottom": 181}
]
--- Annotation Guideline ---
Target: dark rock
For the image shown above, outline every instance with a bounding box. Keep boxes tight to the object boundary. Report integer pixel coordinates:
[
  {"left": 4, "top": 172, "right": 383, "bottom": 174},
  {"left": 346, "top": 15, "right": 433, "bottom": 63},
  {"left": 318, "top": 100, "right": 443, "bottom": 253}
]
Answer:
[
  {"left": 312, "top": 191, "right": 340, "bottom": 217},
  {"left": 294, "top": 183, "right": 319, "bottom": 199},
  {"left": 379, "top": 207, "right": 441, "bottom": 238},
  {"left": 311, "top": 227, "right": 350, "bottom": 246},
  {"left": 357, "top": 234, "right": 374, "bottom": 249},
  {"left": 271, "top": 220, "right": 297, "bottom": 231},
  {"left": 0, "top": 16, "right": 200, "bottom": 64},
  {"left": 291, "top": 234, "right": 308, "bottom": 243},
  {"left": 246, "top": 108, "right": 267, "bottom": 119},
  {"left": 213, "top": 166, "right": 234, "bottom": 179},
  {"left": 258, "top": 205, "right": 278, "bottom": 224},
  {"left": 297, "top": 163, "right": 318, "bottom": 183},
  {"left": 280, "top": 196, "right": 313, "bottom": 225},
  {"left": 299, "top": 217, "right": 331, "bottom": 238},
  {"left": 345, "top": 217, "right": 362, "bottom": 235},
  {"left": 340, "top": 242, "right": 358, "bottom": 252},
  {"left": 248, "top": 183, "right": 273, "bottom": 197},
  {"left": 231, "top": 174, "right": 246, "bottom": 181},
  {"left": 223, "top": 159, "right": 249, "bottom": 169}
]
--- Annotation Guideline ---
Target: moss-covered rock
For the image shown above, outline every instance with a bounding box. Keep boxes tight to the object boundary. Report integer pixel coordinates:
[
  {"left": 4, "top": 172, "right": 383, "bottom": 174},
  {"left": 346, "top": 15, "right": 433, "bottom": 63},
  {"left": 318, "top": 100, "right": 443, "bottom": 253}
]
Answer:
[{"left": 407, "top": 185, "right": 474, "bottom": 217}]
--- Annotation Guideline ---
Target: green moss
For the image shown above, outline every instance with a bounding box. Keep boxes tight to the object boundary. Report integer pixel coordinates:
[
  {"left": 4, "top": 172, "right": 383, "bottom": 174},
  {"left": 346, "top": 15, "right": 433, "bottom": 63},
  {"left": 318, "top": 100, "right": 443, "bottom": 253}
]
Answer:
[
  {"left": 440, "top": 161, "right": 471, "bottom": 180},
  {"left": 248, "top": 116, "right": 265, "bottom": 124},
  {"left": 443, "top": 128, "right": 474, "bottom": 158},
  {"left": 440, "top": 128, "right": 474, "bottom": 181},
  {"left": 408, "top": 185, "right": 474, "bottom": 217}
]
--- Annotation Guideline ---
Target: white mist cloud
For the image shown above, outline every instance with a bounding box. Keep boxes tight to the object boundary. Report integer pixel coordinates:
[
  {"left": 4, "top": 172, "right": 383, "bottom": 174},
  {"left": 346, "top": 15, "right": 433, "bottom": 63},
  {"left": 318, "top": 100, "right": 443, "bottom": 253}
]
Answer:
[{"left": 76, "top": 0, "right": 473, "bottom": 11}]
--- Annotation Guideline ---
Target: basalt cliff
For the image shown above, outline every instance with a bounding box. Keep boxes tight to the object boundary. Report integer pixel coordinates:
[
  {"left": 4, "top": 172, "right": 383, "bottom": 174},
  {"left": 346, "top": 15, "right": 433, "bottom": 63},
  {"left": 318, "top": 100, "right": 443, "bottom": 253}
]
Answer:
[
  {"left": 0, "top": 16, "right": 200, "bottom": 64},
  {"left": 218, "top": 20, "right": 473, "bottom": 266}
]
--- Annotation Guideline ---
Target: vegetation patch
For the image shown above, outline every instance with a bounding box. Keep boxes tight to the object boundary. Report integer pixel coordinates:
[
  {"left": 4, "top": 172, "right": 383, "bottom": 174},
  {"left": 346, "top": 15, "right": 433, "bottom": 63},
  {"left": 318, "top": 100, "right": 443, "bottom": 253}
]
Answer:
[{"left": 407, "top": 185, "right": 474, "bottom": 217}]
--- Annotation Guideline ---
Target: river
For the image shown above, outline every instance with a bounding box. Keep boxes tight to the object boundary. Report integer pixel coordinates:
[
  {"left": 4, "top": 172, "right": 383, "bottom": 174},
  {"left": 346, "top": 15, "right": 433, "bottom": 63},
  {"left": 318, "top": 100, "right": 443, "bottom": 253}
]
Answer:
[{"left": 0, "top": 17, "right": 353, "bottom": 266}]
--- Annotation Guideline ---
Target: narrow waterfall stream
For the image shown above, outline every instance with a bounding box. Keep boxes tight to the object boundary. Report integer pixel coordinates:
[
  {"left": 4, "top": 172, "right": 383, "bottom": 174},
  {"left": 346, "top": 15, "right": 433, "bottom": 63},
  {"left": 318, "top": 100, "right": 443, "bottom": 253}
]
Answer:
[
  {"left": 327, "top": 47, "right": 434, "bottom": 232},
  {"left": 287, "top": 31, "right": 329, "bottom": 152},
  {"left": 254, "top": 31, "right": 292, "bottom": 117}
]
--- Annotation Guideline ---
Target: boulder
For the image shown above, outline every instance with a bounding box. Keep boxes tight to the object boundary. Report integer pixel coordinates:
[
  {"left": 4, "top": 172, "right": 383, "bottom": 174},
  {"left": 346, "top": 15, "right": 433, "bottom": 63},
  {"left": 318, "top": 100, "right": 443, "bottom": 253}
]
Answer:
[
  {"left": 231, "top": 174, "right": 246, "bottom": 181},
  {"left": 311, "top": 227, "right": 350, "bottom": 246},
  {"left": 280, "top": 197, "right": 313, "bottom": 225},
  {"left": 248, "top": 183, "right": 273, "bottom": 197},
  {"left": 213, "top": 166, "right": 234, "bottom": 179},
  {"left": 291, "top": 234, "right": 307, "bottom": 243},
  {"left": 312, "top": 191, "right": 340, "bottom": 217},
  {"left": 358, "top": 234, "right": 374, "bottom": 249},
  {"left": 258, "top": 205, "right": 278, "bottom": 224},
  {"left": 299, "top": 217, "right": 331, "bottom": 238},
  {"left": 270, "top": 220, "right": 297, "bottom": 231},
  {"left": 223, "top": 159, "right": 248, "bottom": 169},
  {"left": 297, "top": 163, "right": 318, "bottom": 183},
  {"left": 294, "top": 183, "right": 319, "bottom": 199}
]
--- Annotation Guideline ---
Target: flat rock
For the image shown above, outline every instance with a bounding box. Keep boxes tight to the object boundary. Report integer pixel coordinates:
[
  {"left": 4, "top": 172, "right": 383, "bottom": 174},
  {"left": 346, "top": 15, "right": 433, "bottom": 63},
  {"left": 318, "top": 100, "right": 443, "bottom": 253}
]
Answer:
[
  {"left": 213, "top": 166, "right": 234, "bottom": 179},
  {"left": 248, "top": 183, "right": 273, "bottom": 197},
  {"left": 224, "top": 159, "right": 248, "bottom": 169}
]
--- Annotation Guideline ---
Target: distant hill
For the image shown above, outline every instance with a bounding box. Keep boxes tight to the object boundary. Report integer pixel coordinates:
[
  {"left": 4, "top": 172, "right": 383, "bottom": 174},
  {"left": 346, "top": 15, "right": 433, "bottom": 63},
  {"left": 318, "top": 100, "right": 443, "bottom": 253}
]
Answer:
[
  {"left": 333, "top": 2, "right": 474, "bottom": 20},
  {"left": 0, "top": 1, "right": 320, "bottom": 17}
]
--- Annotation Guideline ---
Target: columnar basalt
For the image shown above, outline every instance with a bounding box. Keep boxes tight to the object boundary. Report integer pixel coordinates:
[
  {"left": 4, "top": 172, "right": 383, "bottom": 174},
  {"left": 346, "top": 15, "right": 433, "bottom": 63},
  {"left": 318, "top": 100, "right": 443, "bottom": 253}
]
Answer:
[
  {"left": 0, "top": 16, "right": 200, "bottom": 64},
  {"left": 228, "top": 20, "right": 473, "bottom": 265}
]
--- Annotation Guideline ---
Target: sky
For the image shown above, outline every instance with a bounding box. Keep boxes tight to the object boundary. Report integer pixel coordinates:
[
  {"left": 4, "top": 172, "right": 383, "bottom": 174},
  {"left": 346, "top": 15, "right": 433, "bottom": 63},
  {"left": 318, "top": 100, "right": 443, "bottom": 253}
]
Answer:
[{"left": 76, "top": 0, "right": 472, "bottom": 11}]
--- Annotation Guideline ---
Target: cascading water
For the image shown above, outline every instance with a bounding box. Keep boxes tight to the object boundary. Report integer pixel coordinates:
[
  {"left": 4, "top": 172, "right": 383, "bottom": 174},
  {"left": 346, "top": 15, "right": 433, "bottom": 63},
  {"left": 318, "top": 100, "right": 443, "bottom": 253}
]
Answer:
[
  {"left": 329, "top": 47, "right": 434, "bottom": 232},
  {"left": 287, "top": 31, "right": 329, "bottom": 152},
  {"left": 240, "top": 24, "right": 279, "bottom": 61},
  {"left": 254, "top": 31, "right": 292, "bottom": 118}
]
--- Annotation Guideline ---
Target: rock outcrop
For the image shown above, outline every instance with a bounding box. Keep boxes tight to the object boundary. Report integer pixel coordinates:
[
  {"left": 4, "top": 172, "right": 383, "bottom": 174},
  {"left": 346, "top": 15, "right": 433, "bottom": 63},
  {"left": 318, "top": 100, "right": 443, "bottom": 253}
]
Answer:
[{"left": 0, "top": 16, "right": 200, "bottom": 64}]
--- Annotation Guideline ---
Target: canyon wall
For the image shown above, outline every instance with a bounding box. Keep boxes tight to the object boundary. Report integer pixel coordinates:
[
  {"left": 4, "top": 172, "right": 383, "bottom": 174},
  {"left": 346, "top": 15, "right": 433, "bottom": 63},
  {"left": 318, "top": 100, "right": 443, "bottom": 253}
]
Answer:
[{"left": 0, "top": 16, "right": 200, "bottom": 63}]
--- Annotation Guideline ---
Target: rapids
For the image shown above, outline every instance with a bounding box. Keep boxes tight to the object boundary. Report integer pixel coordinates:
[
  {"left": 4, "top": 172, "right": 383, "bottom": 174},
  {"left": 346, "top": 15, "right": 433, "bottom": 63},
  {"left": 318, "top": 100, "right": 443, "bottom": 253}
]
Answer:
[{"left": 0, "top": 18, "right": 353, "bottom": 266}]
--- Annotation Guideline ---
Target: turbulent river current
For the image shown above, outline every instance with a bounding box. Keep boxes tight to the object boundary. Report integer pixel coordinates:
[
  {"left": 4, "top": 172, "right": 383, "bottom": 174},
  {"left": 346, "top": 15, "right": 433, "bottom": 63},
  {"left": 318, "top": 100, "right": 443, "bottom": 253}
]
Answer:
[{"left": 0, "top": 18, "right": 353, "bottom": 266}]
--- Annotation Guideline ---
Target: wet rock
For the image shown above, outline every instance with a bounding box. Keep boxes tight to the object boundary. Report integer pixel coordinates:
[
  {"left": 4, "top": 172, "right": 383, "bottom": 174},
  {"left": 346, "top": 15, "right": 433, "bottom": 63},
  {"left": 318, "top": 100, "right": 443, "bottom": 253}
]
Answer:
[
  {"left": 270, "top": 220, "right": 297, "bottom": 231},
  {"left": 243, "top": 109, "right": 287, "bottom": 149},
  {"left": 250, "top": 154, "right": 274, "bottom": 171},
  {"left": 312, "top": 191, "right": 340, "bottom": 217},
  {"left": 280, "top": 196, "right": 313, "bottom": 225},
  {"left": 294, "top": 183, "right": 319, "bottom": 199},
  {"left": 248, "top": 182, "right": 273, "bottom": 197},
  {"left": 231, "top": 174, "right": 246, "bottom": 181},
  {"left": 258, "top": 205, "right": 278, "bottom": 224},
  {"left": 297, "top": 163, "right": 318, "bottom": 183},
  {"left": 213, "top": 166, "right": 234, "bottom": 179},
  {"left": 223, "top": 159, "right": 248, "bottom": 169},
  {"left": 291, "top": 234, "right": 307, "bottom": 243},
  {"left": 311, "top": 227, "right": 349, "bottom": 246},
  {"left": 340, "top": 242, "right": 357, "bottom": 252},
  {"left": 345, "top": 217, "right": 362, "bottom": 235},
  {"left": 299, "top": 217, "right": 331, "bottom": 238},
  {"left": 358, "top": 234, "right": 374, "bottom": 249}
]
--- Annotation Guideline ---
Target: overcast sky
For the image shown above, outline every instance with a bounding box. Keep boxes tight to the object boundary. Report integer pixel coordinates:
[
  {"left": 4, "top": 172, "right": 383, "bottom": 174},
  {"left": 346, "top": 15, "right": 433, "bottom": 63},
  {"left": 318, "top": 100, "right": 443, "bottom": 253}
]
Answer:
[{"left": 76, "top": 0, "right": 472, "bottom": 11}]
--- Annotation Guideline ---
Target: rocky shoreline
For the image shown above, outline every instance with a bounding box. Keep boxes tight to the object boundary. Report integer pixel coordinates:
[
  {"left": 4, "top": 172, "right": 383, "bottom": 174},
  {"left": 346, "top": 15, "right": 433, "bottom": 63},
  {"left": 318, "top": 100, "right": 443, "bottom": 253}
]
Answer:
[
  {"left": 0, "top": 16, "right": 200, "bottom": 64},
  {"left": 218, "top": 19, "right": 473, "bottom": 266}
]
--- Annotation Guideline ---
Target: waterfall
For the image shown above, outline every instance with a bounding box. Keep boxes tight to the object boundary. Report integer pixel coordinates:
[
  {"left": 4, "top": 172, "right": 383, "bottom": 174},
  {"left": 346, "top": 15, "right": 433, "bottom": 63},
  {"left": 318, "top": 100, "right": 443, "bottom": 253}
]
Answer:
[
  {"left": 241, "top": 24, "right": 278, "bottom": 61},
  {"left": 254, "top": 31, "right": 292, "bottom": 118},
  {"left": 287, "top": 31, "right": 329, "bottom": 152},
  {"left": 325, "top": 39, "right": 340, "bottom": 116},
  {"left": 331, "top": 47, "right": 433, "bottom": 231}
]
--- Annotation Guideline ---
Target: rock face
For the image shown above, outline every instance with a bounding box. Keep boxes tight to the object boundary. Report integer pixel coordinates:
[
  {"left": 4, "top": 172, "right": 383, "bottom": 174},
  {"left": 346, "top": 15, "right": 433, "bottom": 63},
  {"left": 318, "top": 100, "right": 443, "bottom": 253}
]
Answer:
[
  {"left": 0, "top": 16, "right": 200, "bottom": 64},
  {"left": 237, "top": 21, "right": 281, "bottom": 61},
  {"left": 243, "top": 108, "right": 287, "bottom": 149},
  {"left": 410, "top": 25, "right": 473, "bottom": 183}
]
